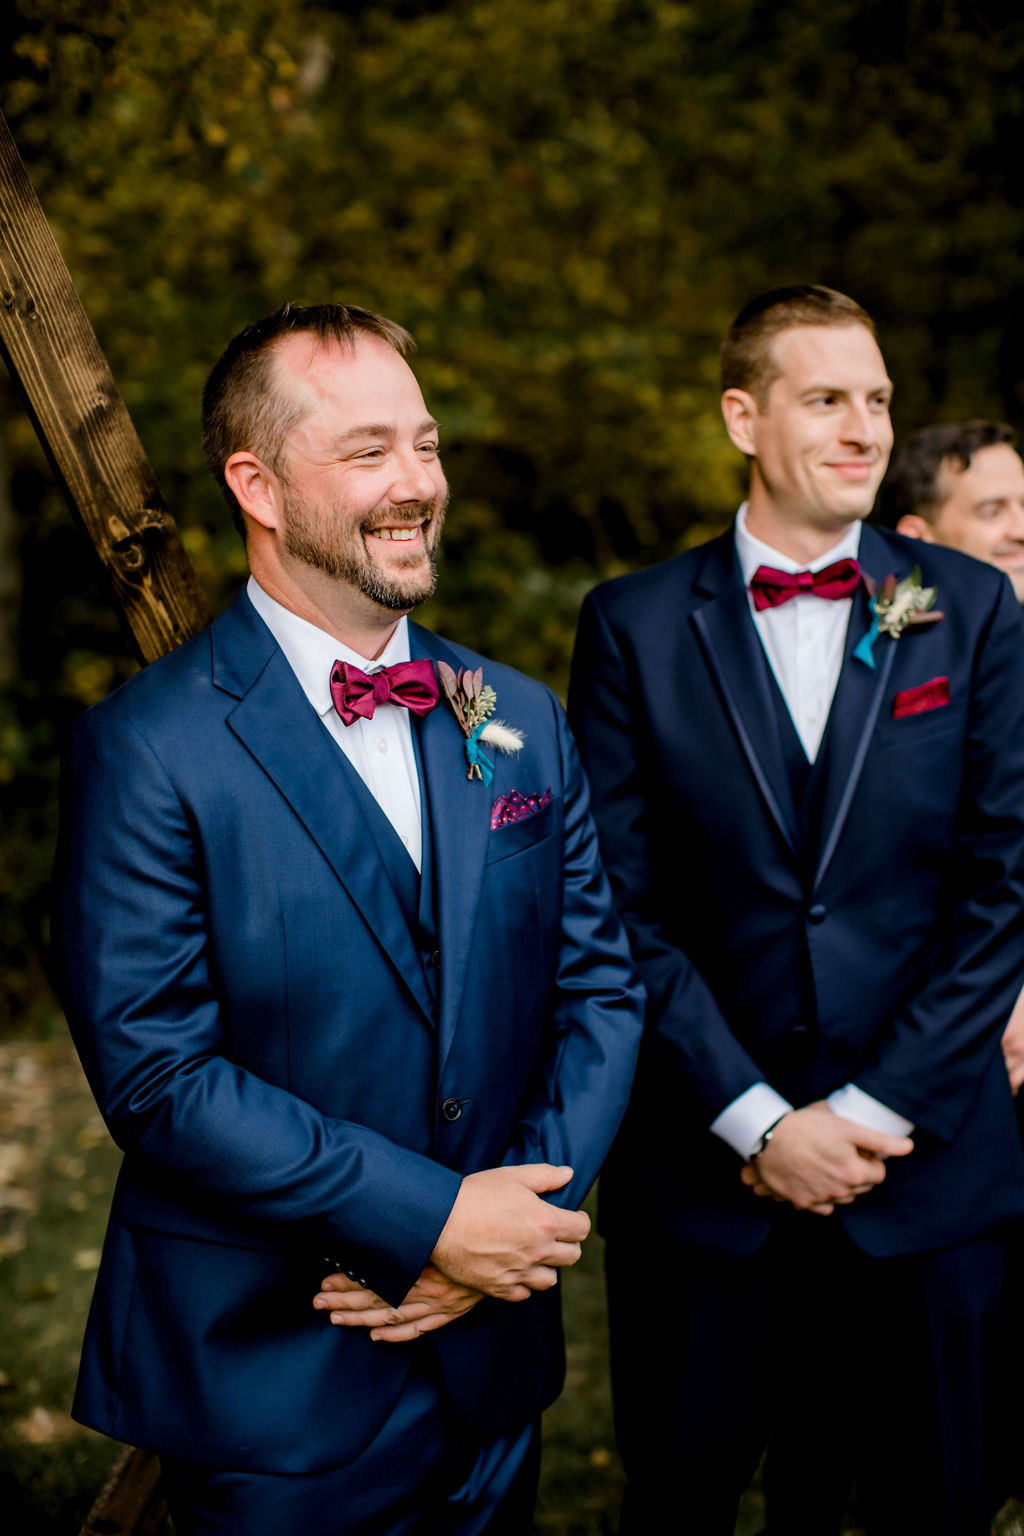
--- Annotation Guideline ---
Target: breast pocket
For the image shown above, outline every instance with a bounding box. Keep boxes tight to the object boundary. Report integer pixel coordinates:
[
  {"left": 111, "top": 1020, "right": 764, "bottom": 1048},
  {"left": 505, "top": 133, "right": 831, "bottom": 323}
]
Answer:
[
  {"left": 874, "top": 704, "right": 967, "bottom": 753},
  {"left": 484, "top": 798, "right": 558, "bottom": 864}
]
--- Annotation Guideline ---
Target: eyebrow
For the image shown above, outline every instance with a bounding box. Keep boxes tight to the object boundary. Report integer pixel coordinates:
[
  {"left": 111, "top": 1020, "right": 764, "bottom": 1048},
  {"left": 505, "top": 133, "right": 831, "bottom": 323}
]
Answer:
[{"left": 336, "top": 417, "right": 440, "bottom": 443}]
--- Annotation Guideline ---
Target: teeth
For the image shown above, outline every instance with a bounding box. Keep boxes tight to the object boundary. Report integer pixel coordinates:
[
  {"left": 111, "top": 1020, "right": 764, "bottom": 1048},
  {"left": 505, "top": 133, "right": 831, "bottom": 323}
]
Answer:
[{"left": 369, "top": 527, "right": 419, "bottom": 541}]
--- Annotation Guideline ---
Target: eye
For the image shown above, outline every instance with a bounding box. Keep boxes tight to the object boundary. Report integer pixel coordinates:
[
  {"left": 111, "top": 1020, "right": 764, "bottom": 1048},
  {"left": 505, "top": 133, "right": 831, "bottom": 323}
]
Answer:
[{"left": 417, "top": 440, "right": 440, "bottom": 457}]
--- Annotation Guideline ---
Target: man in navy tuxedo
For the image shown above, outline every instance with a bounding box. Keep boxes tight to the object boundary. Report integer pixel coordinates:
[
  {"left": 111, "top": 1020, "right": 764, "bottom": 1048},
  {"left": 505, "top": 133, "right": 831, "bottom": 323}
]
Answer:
[
  {"left": 55, "top": 303, "right": 643, "bottom": 1535},
  {"left": 569, "top": 286, "right": 1024, "bottom": 1534}
]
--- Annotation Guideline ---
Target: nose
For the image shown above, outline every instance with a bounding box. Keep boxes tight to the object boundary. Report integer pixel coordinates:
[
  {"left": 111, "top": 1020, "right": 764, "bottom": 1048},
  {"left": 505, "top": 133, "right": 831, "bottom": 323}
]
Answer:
[
  {"left": 840, "top": 398, "right": 885, "bottom": 449},
  {"left": 388, "top": 446, "right": 443, "bottom": 505}
]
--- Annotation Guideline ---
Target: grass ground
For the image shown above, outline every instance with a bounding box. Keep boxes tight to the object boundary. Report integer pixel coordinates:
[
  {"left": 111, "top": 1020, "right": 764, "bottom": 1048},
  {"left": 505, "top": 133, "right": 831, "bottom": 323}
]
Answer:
[{"left": 1, "top": 1029, "right": 1021, "bottom": 1535}]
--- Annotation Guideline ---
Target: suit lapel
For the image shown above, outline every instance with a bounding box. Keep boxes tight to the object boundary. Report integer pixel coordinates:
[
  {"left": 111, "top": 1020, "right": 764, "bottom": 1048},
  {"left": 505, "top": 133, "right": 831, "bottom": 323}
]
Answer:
[
  {"left": 811, "top": 524, "right": 900, "bottom": 893},
  {"left": 690, "top": 532, "right": 802, "bottom": 857},
  {"left": 409, "top": 625, "right": 492, "bottom": 1077},
  {"left": 212, "top": 594, "right": 436, "bottom": 1025}
]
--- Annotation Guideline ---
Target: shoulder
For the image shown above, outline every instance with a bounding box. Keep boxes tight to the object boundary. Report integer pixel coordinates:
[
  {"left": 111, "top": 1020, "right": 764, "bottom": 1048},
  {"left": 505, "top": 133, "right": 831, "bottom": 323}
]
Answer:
[
  {"left": 865, "top": 528, "right": 1007, "bottom": 599},
  {"left": 412, "top": 625, "right": 561, "bottom": 722},
  {"left": 580, "top": 532, "right": 733, "bottom": 627},
  {"left": 74, "top": 629, "right": 215, "bottom": 738},
  {"left": 864, "top": 525, "right": 1016, "bottom": 621}
]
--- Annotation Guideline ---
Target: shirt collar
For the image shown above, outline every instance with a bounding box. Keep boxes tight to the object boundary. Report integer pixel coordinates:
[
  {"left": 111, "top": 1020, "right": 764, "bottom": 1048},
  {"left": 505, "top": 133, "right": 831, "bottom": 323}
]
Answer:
[
  {"left": 246, "top": 576, "right": 411, "bottom": 718},
  {"left": 734, "top": 501, "right": 863, "bottom": 588}
]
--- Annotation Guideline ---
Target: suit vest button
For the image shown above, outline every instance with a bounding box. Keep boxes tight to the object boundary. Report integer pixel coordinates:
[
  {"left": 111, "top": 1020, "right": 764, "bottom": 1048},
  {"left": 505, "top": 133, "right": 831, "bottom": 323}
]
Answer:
[
  {"left": 429, "top": 950, "right": 441, "bottom": 969},
  {"left": 807, "top": 903, "right": 827, "bottom": 924},
  {"left": 441, "top": 1097, "right": 462, "bottom": 1122}
]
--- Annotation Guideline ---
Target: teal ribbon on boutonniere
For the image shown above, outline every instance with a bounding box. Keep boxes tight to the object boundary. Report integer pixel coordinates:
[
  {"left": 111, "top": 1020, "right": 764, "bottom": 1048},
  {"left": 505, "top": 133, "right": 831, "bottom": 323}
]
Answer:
[
  {"left": 854, "top": 567, "right": 944, "bottom": 669},
  {"left": 437, "top": 661, "right": 525, "bottom": 782},
  {"left": 465, "top": 722, "right": 496, "bottom": 786}
]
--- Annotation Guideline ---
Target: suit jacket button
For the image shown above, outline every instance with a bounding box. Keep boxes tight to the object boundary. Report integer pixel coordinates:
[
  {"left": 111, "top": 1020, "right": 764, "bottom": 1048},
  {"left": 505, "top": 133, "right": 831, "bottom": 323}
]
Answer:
[
  {"left": 807, "top": 903, "right": 827, "bottom": 924},
  {"left": 429, "top": 950, "right": 441, "bottom": 969},
  {"left": 441, "top": 1097, "right": 462, "bottom": 1122}
]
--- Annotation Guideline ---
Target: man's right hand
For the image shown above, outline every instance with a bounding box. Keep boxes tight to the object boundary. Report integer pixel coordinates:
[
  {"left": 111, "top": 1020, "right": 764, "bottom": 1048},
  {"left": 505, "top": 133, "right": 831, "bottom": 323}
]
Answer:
[
  {"left": 430, "top": 1163, "right": 590, "bottom": 1301},
  {"left": 739, "top": 1102, "right": 913, "bottom": 1215}
]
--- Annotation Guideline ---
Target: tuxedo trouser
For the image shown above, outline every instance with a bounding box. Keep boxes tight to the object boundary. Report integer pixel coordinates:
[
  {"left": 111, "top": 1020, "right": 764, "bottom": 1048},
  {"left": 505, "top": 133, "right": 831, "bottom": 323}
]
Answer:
[
  {"left": 606, "top": 1215, "right": 1007, "bottom": 1536},
  {"left": 991, "top": 1096, "right": 1024, "bottom": 1505},
  {"left": 160, "top": 1361, "right": 540, "bottom": 1536}
]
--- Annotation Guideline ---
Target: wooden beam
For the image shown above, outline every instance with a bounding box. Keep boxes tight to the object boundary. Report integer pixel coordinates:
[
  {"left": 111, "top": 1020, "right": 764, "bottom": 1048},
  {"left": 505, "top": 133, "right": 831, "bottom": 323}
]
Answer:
[
  {"left": 0, "top": 109, "right": 212, "bottom": 663},
  {"left": 79, "top": 1445, "right": 168, "bottom": 1536}
]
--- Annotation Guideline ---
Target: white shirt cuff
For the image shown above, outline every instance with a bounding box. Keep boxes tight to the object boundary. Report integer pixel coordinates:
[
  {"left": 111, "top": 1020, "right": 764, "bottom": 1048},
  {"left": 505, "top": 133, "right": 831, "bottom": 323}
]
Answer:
[
  {"left": 826, "top": 1084, "right": 914, "bottom": 1136},
  {"left": 710, "top": 1083, "right": 794, "bottom": 1161}
]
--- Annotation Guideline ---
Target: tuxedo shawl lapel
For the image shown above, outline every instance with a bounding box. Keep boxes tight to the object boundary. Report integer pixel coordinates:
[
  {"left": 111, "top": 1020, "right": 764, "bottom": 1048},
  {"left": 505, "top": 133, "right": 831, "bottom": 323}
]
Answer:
[
  {"left": 211, "top": 593, "right": 436, "bottom": 1026},
  {"left": 409, "top": 625, "right": 492, "bottom": 1078},
  {"left": 811, "top": 524, "right": 899, "bottom": 894},
  {"left": 689, "top": 532, "right": 801, "bottom": 857}
]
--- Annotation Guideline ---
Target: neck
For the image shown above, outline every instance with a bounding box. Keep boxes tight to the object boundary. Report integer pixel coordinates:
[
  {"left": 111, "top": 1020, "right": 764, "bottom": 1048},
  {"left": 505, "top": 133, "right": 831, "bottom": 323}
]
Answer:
[
  {"left": 248, "top": 557, "right": 406, "bottom": 660},
  {"left": 745, "top": 490, "right": 860, "bottom": 566}
]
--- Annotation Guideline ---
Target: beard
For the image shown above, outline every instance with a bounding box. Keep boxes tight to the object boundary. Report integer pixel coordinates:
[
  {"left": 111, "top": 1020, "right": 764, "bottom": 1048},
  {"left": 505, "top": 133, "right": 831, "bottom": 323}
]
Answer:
[{"left": 281, "top": 486, "right": 448, "bottom": 612}]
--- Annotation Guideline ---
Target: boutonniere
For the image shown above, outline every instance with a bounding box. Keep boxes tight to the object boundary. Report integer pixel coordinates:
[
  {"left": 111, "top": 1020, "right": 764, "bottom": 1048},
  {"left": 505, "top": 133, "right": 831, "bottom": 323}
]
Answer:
[
  {"left": 437, "top": 662, "right": 524, "bottom": 784},
  {"left": 853, "top": 567, "right": 944, "bottom": 670}
]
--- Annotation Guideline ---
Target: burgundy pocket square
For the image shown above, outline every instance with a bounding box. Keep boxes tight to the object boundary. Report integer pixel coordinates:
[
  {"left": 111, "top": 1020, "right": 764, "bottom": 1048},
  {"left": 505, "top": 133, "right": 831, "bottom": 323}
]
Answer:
[
  {"left": 490, "top": 788, "right": 552, "bottom": 830},
  {"left": 892, "top": 677, "right": 950, "bottom": 718}
]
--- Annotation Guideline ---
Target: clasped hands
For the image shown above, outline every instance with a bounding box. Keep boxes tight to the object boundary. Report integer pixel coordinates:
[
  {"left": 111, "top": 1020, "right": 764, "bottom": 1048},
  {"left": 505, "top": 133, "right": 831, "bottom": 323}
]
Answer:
[
  {"left": 313, "top": 1163, "right": 587, "bottom": 1343},
  {"left": 739, "top": 1100, "right": 914, "bottom": 1217}
]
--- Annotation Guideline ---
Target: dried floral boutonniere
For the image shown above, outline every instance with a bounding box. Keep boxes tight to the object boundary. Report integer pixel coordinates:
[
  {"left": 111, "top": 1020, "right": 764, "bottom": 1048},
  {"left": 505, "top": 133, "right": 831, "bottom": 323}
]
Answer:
[
  {"left": 437, "top": 661, "right": 524, "bottom": 784},
  {"left": 853, "top": 567, "right": 944, "bottom": 669}
]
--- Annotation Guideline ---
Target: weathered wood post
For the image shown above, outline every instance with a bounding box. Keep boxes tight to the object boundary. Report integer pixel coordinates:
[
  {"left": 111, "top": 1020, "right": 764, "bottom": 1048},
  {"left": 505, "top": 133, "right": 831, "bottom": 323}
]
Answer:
[
  {"left": 0, "top": 110, "right": 211, "bottom": 661},
  {"left": 0, "top": 107, "right": 216, "bottom": 1534}
]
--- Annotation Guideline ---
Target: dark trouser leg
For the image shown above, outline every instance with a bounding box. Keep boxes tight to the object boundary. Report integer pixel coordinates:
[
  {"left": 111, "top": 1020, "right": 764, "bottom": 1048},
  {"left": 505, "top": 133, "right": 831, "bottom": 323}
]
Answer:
[
  {"left": 854, "top": 1232, "right": 1006, "bottom": 1536},
  {"left": 761, "top": 1226, "right": 1006, "bottom": 1536},
  {"left": 606, "top": 1237, "right": 780, "bottom": 1536}
]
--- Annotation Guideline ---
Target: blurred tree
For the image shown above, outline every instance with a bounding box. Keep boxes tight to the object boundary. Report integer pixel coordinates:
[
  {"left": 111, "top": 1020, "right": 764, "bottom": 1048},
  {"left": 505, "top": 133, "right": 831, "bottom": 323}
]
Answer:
[{"left": 1, "top": 0, "right": 1023, "bottom": 1024}]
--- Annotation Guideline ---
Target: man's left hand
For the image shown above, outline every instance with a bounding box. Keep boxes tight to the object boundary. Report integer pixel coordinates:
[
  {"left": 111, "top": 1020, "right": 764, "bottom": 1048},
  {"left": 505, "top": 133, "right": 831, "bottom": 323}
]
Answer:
[{"left": 313, "top": 1265, "right": 482, "bottom": 1342}]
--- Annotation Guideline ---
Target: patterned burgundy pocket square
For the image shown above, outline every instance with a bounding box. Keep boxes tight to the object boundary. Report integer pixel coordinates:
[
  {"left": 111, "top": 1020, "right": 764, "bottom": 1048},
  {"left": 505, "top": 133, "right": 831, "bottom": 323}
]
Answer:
[
  {"left": 490, "top": 788, "right": 552, "bottom": 831},
  {"left": 892, "top": 677, "right": 950, "bottom": 718}
]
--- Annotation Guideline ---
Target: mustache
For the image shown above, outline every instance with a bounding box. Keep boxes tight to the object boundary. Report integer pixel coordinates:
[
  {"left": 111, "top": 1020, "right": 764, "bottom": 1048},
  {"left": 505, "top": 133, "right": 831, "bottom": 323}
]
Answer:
[{"left": 361, "top": 491, "right": 450, "bottom": 535}]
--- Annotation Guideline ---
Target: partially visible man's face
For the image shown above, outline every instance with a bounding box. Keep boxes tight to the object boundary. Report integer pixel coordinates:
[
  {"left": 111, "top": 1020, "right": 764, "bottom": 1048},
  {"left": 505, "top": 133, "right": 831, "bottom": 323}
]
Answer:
[
  {"left": 908, "top": 444, "right": 1024, "bottom": 603},
  {"left": 272, "top": 332, "right": 449, "bottom": 612},
  {"left": 743, "top": 323, "right": 894, "bottom": 534}
]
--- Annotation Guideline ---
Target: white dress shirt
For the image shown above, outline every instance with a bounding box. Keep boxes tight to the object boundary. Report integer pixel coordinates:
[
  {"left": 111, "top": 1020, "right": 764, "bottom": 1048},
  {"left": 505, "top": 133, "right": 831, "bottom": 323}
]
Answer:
[
  {"left": 709, "top": 512, "right": 914, "bottom": 1159},
  {"left": 247, "top": 578, "right": 424, "bottom": 871}
]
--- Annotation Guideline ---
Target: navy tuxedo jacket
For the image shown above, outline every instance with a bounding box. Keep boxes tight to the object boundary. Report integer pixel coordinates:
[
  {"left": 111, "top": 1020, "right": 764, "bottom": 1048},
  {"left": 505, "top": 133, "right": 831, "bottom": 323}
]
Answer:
[
  {"left": 569, "top": 524, "right": 1024, "bottom": 1261},
  {"left": 55, "top": 591, "right": 643, "bottom": 1473}
]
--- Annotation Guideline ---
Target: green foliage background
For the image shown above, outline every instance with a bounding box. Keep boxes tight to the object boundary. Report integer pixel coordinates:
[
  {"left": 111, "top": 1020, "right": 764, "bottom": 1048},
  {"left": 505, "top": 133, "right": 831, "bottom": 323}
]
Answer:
[
  {"left": 1, "top": 4, "right": 1024, "bottom": 1528},
  {"left": 2, "top": 0, "right": 1023, "bottom": 1014}
]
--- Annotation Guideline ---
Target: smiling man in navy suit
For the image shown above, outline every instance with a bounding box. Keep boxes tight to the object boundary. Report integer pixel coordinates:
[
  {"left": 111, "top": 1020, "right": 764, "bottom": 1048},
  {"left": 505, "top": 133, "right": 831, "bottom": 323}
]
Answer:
[
  {"left": 55, "top": 303, "right": 643, "bottom": 1536},
  {"left": 569, "top": 286, "right": 1024, "bottom": 1534}
]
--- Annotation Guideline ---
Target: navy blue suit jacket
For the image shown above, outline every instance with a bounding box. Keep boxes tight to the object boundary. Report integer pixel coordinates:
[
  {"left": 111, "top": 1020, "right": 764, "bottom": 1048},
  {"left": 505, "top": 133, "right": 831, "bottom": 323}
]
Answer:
[
  {"left": 569, "top": 524, "right": 1024, "bottom": 1261},
  {"left": 55, "top": 591, "right": 643, "bottom": 1473}
]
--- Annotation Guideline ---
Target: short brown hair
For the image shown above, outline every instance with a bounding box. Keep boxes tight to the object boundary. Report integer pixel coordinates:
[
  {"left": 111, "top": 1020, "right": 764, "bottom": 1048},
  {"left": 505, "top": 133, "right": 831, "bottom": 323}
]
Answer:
[
  {"left": 877, "top": 421, "right": 1018, "bottom": 529},
  {"left": 721, "top": 285, "right": 876, "bottom": 407},
  {"left": 202, "top": 302, "right": 415, "bottom": 532}
]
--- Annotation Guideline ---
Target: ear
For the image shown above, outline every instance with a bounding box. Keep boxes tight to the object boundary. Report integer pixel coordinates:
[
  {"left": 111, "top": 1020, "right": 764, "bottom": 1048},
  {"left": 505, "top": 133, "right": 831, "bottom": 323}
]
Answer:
[
  {"left": 895, "top": 513, "right": 936, "bottom": 544},
  {"left": 721, "top": 389, "right": 760, "bottom": 456},
  {"left": 224, "top": 451, "right": 283, "bottom": 532}
]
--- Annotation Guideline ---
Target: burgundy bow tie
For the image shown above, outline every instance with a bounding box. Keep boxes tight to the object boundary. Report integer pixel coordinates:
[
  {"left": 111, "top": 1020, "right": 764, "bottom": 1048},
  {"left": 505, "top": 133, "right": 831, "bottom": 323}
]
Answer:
[
  {"left": 329, "top": 659, "right": 440, "bottom": 725},
  {"left": 749, "top": 558, "right": 861, "bottom": 612}
]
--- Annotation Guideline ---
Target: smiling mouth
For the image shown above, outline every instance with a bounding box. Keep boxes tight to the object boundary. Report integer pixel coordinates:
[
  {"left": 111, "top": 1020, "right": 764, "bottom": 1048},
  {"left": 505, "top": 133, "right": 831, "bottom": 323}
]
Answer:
[
  {"left": 367, "top": 526, "right": 422, "bottom": 541},
  {"left": 829, "top": 462, "right": 876, "bottom": 481}
]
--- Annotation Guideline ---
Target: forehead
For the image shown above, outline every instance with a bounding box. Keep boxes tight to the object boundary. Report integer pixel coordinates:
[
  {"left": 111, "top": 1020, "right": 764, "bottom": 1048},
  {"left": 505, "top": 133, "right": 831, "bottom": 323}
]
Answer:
[
  {"left": 768, "top": 322, "right": 888, "bottom": 389},
  {"left": 271, "top": 332, "right": 427, "bottom": 432},
  {"left": 939, "top": 442, "right": 1024, "bottom": 504}
]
